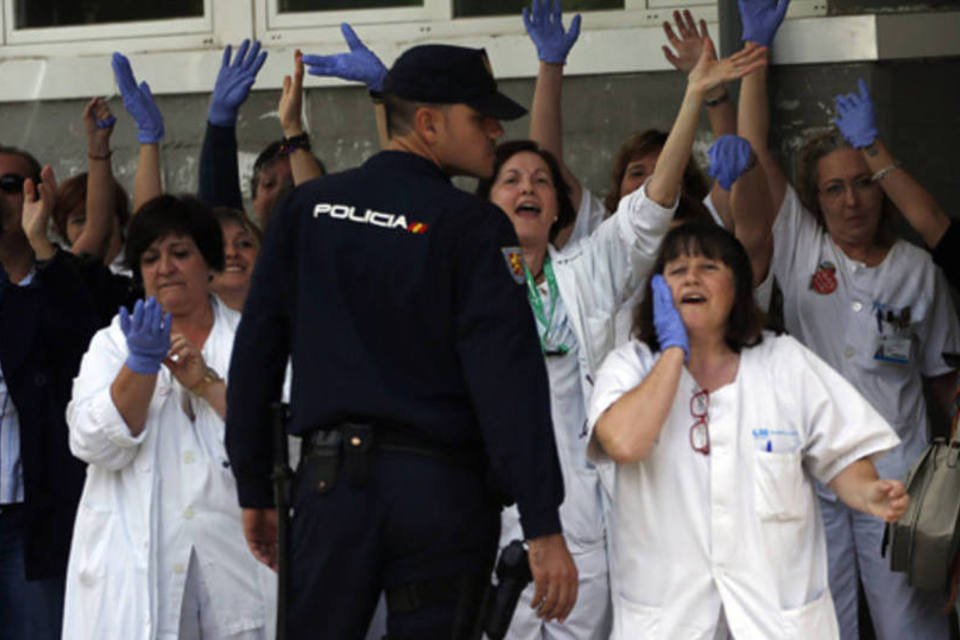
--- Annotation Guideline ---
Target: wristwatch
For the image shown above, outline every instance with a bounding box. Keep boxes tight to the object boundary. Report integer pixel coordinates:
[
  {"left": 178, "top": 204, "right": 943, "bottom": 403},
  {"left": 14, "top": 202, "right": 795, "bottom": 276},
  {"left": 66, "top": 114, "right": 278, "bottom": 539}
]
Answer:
[{"left": 189, "top": 366, "right": 223, "bottom": 396}]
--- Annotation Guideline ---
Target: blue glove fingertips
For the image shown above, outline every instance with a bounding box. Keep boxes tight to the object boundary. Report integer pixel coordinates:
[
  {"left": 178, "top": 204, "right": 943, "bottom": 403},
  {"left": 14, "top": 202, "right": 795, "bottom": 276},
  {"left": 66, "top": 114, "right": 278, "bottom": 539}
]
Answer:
[
  {"left": 208, "top": 40, "right": 268, "bottom": 127},
  {"left": 522, "top": 0, "right": 581, "bottom": 65},
  {"left": 121, "top": 297, "right": 170, "bottom": 375},
  {"left": 737, "top": 0, "right": 789, "bottom": 48},
  {"left": 833, "top": 78, "right": 877, "bottom": 149},
  {"left": 651, "top": 274, "right": 689, "bottom": 360},
  {"left": 707, "top": 135, "right": 754, "bottom": 191}
]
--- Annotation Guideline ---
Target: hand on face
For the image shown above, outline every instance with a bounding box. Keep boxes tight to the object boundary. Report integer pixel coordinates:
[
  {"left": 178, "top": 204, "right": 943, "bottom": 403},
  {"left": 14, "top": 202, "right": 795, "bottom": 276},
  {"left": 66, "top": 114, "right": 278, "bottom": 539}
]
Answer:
[{"left": 651, "top": 274, "right": 690, "bottom": 360}]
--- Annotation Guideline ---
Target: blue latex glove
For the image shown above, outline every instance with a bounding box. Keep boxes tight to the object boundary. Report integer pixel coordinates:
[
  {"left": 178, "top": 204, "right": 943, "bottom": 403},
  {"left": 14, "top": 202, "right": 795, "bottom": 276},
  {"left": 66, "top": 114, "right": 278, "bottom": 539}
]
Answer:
[
  {"left": 834, "top": 78, "right": 878, "bottom": 149},
  {"left": 301, "top": 23, "right": 387, "bottom": 92},
  {"left": 111, "top": 52, "right": 165, "bottom": 144},
  {"left": 522, "top": 0, "right": 582, "bottom": 65},
  {"left": 651, "top": 274, "right": 689, "bottom": 360},
  {"left": 707, "top": 135, "right": 755, "bottom": 191},
  {"left": 737, "top": 0, "right": 789, "bottom": 47},
  {"left": 208, "top": 40, "right": 268, "bottom": 127},
  {"left": 119, "top": 297, "right": 171, "bottom": 375}
]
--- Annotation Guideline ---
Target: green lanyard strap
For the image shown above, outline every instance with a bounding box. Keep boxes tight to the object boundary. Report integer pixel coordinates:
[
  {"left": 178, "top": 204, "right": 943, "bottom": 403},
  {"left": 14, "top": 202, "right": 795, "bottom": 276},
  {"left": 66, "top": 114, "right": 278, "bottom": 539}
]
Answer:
[{"left": 524, "top": 256, "right": 570, "bottom": 356}]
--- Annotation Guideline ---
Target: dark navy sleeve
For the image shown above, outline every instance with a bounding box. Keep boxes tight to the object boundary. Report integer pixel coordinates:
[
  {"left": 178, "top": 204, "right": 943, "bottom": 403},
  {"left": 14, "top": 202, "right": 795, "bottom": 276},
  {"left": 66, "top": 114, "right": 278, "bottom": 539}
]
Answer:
[
  {"left": 198, "top": 122, "right": 244, "bottom": 211},
  {"left": 932, "top": 218, "right": 960, "bottom": 292},
  {"left": 225, "top": 192, "right": 296, "bottom": 508},
  {"left": 453, "top": 205, "right": 564, "bottom": 540}
]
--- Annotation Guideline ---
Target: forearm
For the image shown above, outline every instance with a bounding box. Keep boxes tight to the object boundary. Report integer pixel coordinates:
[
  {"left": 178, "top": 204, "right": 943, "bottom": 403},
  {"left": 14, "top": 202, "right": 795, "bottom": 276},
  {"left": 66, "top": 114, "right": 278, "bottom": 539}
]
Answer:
[
  {"left": 730, "top": 156, "right": 775, "bottom": 285},
  {"left": 198, "top": 123, "right": 243, "bottom": 210},
  {"left": 595, "top": 348, "right": 684, "bottom": 463},
  {"left": 862, "top": 139, "right": 950, "bottom": 248},
  {"left": 738, "top": 65, "right": 786, "bottom": 207},
  {"left": 829, "top": 457, "right": 880, "bottom": 515},
  {"left": 133, "top": 144, "right": 162, "bottom": 212},
  {"left": 530, "top": 62, "right": 581, "bottom": 207},
  {"left": 195, "top": 380, "right": 227, "bottom": 420},
  {"left": 646, "top": 84, "right": 703, "bottom": 207},
  {"left": 74, "top": 150, "right": 116, "bottom": 258},
  {"left": 110, "top": 366, "right": 158, "bottom": 436}
]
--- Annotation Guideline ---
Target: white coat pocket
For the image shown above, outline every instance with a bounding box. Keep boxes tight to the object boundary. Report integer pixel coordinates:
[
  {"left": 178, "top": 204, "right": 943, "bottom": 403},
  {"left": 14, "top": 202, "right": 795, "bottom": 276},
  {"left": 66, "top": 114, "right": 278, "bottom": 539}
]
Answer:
[{"left": 753, "top": 451, "right": 808, "bottom": 522}]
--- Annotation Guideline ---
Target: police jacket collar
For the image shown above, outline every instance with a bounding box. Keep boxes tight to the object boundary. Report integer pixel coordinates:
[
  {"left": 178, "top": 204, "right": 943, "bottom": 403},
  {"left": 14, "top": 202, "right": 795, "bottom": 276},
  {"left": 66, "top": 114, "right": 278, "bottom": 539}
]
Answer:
[{"left": 364, "top": 150, "right": 451, "bottom": 183}]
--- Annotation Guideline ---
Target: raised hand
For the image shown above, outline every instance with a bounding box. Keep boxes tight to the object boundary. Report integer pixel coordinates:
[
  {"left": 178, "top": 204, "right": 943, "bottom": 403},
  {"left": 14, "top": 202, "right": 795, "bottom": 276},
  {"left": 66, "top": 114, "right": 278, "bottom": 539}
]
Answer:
[
  {"left": 738, "top": 0, "right": 789, "bottom": 48},
  {"left": 111, "top": 52, "right": 165, "bottom": 144},
  {"left": 21, "top": 165, "right": 57, "bottom": 258},
  {"left": 120, "top": 297, "right": 171, "bottom": 375},
  {"left": 279, "top": 50, "right": 306, "bottom": 138},
  {"left": 208, "top": 39, "right": 268, "bottom": 127},
  {"left": 708, "top": 135, "right": 756, "bottom": 190},
  {"left": 83, "top": 97, "right": 114, "bottom": 157},
  {"left": 301, "top": 23, "right": 387, "bottom": 92},
  {"left": 864, "top": 479, "right": 908, "bottom": 522},
  {"left": 687, "top": 39, "right": 767, "bottom": 96},
  {"left": 661, "top": 9, "right": 711, "bottom": 75},
  {"left": 834, "top": 78, "right": 877, "bottom": 149},
  {"left": 523, "top": 0, "right": 582, "bottom": 65},
  {"left": 651, "top": 274, "right": 689, "bottom": 360}
]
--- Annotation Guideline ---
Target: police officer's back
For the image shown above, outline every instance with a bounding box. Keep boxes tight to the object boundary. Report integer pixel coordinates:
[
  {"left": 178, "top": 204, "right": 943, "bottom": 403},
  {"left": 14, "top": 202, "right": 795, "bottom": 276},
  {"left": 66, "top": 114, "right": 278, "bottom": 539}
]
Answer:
[{"left": 226, "top": 45, "right": 578, "bottom": 638}]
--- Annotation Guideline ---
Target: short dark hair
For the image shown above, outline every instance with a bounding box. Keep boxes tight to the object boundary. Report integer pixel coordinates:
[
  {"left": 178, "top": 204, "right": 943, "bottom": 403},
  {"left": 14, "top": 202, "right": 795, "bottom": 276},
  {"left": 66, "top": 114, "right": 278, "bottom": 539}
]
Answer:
[
  {"left": 604, "top": 129, "right": 710, "bottom": 214},
  {"left": 633, "top": 220, "right": 764, "bottom": 353},
  {"left": 52, "top": 172, "right": 131, "bottom": 243},
  {"left": 476, "top": 140, "right": 575, "bottom": 243},
  {"left": 125, "top": 195, "right": 224, "bottom": 282},
  {"left": 383, "top": 94, "right": 433, "bottom": 138},
  {"left": 250, "top": 141, "right": 326, "bottom": 201},
  {"left": 212, "top": 206, "right": 262, "bottom": 247},
  {"left": 0, "top": 145, "right": 42, "bottom": 182}
]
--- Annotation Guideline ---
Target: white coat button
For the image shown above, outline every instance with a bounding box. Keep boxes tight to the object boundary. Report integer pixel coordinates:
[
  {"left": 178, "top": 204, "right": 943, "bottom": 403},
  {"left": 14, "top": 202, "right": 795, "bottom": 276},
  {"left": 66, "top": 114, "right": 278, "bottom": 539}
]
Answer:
[
  {"left": 142, "top": 464, "right": 151, "bottom": 473},
  {"left": 183, "top": 452, "right": 195, "bottom": 464},
  {"left": 183, "top": 507, "right": 194, "bottom": 520},
  {"left": 852, "top": 301, "right": 863, "bottom": 312},
  {"left": 174, "top": 563, "right": 186, "bottom": 574},
  {"left": 844, "top": 347, "right": 855, "bottom": 358}
]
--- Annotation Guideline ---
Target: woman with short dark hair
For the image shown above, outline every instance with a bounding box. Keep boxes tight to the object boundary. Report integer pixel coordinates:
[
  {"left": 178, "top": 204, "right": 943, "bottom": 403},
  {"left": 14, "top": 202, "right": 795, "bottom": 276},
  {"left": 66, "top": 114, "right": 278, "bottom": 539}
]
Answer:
[
  {"left": 62, "top": 194, "right": 274, "bottom": 640},
  {"left": 589, "top": 220, "right": 907, "bottom": 639}
]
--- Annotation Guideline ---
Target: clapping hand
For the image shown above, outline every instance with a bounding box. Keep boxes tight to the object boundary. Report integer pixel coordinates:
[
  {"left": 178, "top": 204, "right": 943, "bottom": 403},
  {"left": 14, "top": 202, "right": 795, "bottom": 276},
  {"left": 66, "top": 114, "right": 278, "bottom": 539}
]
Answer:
[
  {"left": 738, "top": 0, "right": 790, "bottom": 48},
  {"left": 21, "top": 165, "right": 57, "bottom": 259},
  {"left": 111, "top": 52, "right": 165, "bottom": 144},
  {"left": 120, "top": 297, "right": 171, "bottom": 375},
  {"left": 651, "top": 274, "right": 689, "bottom": 360},
  {"left": 301, "top": 23, "right": 387, "bottom": 92},
  {"left": 523, "top": 0, "right": 582, "bottom": 65},
  {"left": 208, "top": 39, "right": 268, "bottom": 127},
  {"left": 708, "top": 135, "right": 756, "bottom": 191},
  {"left": 834, "top": 78, "right": 878, "bottom": 149}
]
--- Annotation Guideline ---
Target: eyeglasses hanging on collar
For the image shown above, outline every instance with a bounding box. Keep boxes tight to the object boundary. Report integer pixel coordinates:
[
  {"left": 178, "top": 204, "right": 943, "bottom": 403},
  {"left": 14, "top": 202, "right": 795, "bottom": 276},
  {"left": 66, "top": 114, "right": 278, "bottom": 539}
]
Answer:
[{"left": 689, "top": 388, "right": 710, "bottom": 455}]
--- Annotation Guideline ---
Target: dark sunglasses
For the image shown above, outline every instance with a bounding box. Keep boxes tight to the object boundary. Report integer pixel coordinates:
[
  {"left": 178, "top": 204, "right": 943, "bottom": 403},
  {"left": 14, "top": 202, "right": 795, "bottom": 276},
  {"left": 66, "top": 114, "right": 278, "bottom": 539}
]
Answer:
[{"left": 0, "top": 174, "right": 26, "bottom": 194}]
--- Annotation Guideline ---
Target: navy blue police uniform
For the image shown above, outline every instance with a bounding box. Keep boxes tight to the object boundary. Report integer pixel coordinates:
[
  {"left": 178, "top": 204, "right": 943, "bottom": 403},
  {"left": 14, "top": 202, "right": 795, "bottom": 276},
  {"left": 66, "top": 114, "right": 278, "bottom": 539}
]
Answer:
[{"left": 226, "top": 46, "right": 564, "bottom": 640}]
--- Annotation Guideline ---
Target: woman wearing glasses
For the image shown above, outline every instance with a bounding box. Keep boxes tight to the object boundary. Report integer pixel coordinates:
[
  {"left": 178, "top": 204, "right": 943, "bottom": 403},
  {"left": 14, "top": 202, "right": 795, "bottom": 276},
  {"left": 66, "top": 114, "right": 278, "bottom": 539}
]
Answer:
[{"left": 588, "top": 219, "right": 907, "bottom": 639}]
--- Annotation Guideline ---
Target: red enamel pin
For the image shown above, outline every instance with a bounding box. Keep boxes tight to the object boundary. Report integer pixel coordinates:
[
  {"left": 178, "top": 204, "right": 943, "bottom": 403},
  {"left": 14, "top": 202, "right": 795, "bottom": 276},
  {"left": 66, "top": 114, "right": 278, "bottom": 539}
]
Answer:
[{"left": 809, "top": 260, "right": 837, "bottom": 295}]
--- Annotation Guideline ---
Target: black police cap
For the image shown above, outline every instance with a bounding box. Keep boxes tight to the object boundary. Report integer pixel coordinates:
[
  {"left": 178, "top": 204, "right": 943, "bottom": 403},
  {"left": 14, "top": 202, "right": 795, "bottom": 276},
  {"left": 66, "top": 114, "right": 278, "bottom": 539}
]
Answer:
[{"left": 382, "top": 45, "right": 527, "bottom": 121}]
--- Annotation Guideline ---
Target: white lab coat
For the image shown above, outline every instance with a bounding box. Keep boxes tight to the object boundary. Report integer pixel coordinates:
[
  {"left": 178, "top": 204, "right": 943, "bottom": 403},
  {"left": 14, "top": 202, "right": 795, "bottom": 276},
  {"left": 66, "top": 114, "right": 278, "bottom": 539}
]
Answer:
[
  {"left": 62, "top": 297, "right": 274, "bottom": 640},
  {"left": 498, "top": 184, "right": 675, "bottom": 639},
  {"left": 587, "top": 334, "right": 900, "bottom": 639}
]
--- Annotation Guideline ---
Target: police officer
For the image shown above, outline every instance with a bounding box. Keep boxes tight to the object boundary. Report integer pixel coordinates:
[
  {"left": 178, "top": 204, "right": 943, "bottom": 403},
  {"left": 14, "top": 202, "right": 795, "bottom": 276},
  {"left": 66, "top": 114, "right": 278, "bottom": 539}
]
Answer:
[{"left": 226, "top": 44, "right": 578, "bottom": 639}]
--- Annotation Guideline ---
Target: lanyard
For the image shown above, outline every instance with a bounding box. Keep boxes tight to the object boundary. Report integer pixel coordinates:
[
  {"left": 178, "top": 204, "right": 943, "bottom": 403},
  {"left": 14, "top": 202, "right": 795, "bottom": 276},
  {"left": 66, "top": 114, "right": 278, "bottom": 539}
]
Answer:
[{"left": 524, "top": 256, "right": 569, "bottom": 356}]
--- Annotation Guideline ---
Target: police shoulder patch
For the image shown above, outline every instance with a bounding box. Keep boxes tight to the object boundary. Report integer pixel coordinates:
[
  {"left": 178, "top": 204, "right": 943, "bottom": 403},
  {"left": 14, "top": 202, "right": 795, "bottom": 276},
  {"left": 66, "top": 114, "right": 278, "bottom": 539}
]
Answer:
[{"left": 501, "top": 247, "right": 526, "bottom": 285}]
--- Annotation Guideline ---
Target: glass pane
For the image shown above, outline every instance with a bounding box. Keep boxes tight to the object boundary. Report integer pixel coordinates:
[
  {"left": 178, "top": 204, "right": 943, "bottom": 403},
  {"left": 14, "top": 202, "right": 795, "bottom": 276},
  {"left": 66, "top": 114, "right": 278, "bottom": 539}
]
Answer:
[
  {"left": 279, "top": 0, "right": 421, "bottom": 11},
  {"left": 15, "top": 0, "right": 203, "bottom": 29},
  {"left": 455, "top": 0, "right": 622, "bottom": 17}
]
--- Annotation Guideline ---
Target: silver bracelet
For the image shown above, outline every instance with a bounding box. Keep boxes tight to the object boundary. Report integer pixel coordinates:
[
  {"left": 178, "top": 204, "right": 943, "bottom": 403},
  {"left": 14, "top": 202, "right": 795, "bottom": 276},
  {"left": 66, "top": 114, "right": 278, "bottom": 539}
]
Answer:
[{"left": 871, "top": 160, "right": 901, "bottom": 183}]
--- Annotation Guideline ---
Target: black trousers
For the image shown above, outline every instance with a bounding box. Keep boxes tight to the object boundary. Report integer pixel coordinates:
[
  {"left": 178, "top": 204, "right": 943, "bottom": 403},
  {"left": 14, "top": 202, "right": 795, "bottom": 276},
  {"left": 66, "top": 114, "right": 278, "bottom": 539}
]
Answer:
[{"left": 287, "top": 449, "right": 500, "bottom": 639}]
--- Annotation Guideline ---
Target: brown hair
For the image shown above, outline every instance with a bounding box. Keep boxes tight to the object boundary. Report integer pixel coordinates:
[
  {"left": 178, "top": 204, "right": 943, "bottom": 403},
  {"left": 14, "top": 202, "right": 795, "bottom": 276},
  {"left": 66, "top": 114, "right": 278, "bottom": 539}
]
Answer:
[
  {"left": 604, "top": 129, "right": 710, "bottom": 214},
  {"left": 634, "top": 220, "right": 764, "bottom": 353},
  {"left": 213, "top": 206, "right": 263, "bottom": 247},
  {"left": 52, "top": 172, "right": 131, "bottom": 244}
]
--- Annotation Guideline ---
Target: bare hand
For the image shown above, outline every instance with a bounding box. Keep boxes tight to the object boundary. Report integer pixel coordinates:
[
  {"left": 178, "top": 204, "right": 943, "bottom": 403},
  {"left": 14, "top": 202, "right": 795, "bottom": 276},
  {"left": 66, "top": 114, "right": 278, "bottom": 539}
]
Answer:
[
  {"left": 164, "top": 332, "right": 207, "bottom": 388},
  {"left": 662, "top": 10, "right": 711, "bottom": 75},
  {"left": 865, "top": 479, "right": 908, "bottom": 522},
  {"left": 526, "top": 533, "right": 578, "bottom": 622},
  {"left": 688, "top": 39, "right": 768, "bottom": 96},
  {"left": 22, "top": 165, "right": 57, "bottom": 257},
  {"left": 243, "top": 508, "right": 279, "bottom": 570},
  {"left": 279, "top": 50, "right": 306, "bottom": 138},
  {"left": 82, "top": 97, "right": 114, "bottom": 156}
]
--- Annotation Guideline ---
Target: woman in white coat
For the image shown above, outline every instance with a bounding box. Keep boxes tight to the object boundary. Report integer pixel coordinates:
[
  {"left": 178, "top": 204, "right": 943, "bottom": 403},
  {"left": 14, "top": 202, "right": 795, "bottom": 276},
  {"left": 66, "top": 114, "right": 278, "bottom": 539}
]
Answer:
[
  {"left": 474, "top": 36, "right": 768, "bottom": 640},
  {"left": 588, "top": 219, "right": 909, "bottom": 639},
  {"left": 63, "top": 195, "right": 274, "bottom": 640}
]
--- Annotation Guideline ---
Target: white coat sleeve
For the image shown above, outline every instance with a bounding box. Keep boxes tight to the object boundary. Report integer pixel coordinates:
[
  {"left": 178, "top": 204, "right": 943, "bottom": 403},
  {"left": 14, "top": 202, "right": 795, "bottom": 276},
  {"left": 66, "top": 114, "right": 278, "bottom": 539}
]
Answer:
[
  {"left": 770, "top": 184, "right": 821, "bottom": 289},
  {"left": 773, "top": 336, "right": 901, "bottom": 484},
  {"left": 67, "top": 324, "right": 148, "bottom": 471},
  {"left": 578, "top": 184, "right": 676, "bottom": 309},
  {"left": 564, "top": 188, "right": 608, "bottom": 248}
]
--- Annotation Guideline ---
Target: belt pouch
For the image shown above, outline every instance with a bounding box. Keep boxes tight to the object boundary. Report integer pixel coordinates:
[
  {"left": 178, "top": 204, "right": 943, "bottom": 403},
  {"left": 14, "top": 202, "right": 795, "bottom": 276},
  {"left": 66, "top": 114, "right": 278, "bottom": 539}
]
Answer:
[
  {"left": 299, "top": 431, "right": 342, "bottom": 495},
  {"left": 342, "top": 423, "right": 375, "bottom": 488}
]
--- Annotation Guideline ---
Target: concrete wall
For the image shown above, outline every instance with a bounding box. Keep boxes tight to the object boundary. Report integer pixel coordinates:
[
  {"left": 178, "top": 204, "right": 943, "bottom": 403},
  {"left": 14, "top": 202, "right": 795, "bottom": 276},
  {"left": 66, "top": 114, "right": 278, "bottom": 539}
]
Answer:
[{"left": 1, "top": 54, "right": 958, "bottom": 220}]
